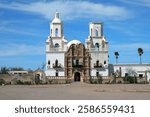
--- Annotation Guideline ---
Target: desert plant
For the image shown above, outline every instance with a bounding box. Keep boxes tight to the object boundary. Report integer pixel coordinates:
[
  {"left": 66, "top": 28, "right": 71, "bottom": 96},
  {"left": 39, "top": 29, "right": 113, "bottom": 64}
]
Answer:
[
  {"left": 0, "top": 67, "right": 9, "bottom": 74},
  {"left": 16, "top": 80, "right": 24, "bottom": 85},
  {"left": 125, "top": 76, "right": 137, "bottom": 84},
  {"left": 0, "top": 79, "right": 5, "bottom": 85}
]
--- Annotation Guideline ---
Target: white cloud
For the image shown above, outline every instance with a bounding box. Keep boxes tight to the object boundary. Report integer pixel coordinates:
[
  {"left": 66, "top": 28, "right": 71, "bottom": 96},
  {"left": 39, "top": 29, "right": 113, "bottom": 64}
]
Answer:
[
  {"left": 0, "top": 26, "right": 38, "bottom": 36},
  {"left": 118, "top": 0, "right": 150, "bottom": 7},
  {"left": 0, "top": 1, "right": 131, "bottom": 20},
  {"left": 0, "top": 43, "right": 44, "bottom": 57}
]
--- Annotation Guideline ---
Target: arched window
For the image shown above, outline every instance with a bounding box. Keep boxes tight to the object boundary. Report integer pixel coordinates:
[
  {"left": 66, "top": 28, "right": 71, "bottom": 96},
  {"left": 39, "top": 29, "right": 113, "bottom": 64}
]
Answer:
[
  {"left": 55, "top": 59, "right": 58, "bottom": 67},
  {"left": 56, "top": 70, "right": 58, "bottom": 76},
  {"left": 48, "top": 60, "right": 50, "bottom": 65},
  {"left": 95, "top": 43, "right": 99, "bottom": 48},
  {"left": 95, "top": 29, "right": 98, "bottom": 37},
  {"left": 55, "top": 28, "right": 58, "bottom": 37},
  {"left": 96, "top": 60, "right": 99, "bottom": 66},
  {"left": 55, "top": 43, "right": 59, "bottom": 48},
  {"left": 76, "top": 59, "right": 79, "bottom": 65},
  {"left": 96, "top": 71, "right": 99, "bottom": 76},
  {"left": 104, "top": 61, "right": 106, "bottom": 64}
]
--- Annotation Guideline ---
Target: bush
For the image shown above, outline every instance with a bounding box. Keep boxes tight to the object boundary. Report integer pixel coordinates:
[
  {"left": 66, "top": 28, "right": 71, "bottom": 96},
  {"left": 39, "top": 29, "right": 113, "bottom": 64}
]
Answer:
[
  {"left": 89, "top": 75, "right": 103, "bottom": 84},
  {"left": 89, "top": 79, "right": 98, "bottom": 84},
  {"left": 97, "top": 75, "right": 103, "bottom": 84},
  {"left": 0, "top": 79, "right": 5, "bottom": 85},
  {"left": 65, "top": 79, "right": 71, "bottom": 84},
  {"left": 16, "top": 80, "right": 24, "bottom": 85},
  {"left": 124, "top": 76, "right": 137, "bottom": 84},
  {"left": 24, "top": 81, "right": 31, "bottom": 85},
  {"left": 48, "top": 80, "right": 53, "bottom": 84}
]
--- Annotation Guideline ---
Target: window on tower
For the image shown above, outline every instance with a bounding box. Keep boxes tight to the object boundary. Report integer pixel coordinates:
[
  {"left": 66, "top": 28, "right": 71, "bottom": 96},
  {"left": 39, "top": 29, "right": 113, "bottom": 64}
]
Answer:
[
  {"left": 95, "top": 43, "right": 99, "bottom": 49},
  {"left": 95, "top": 29, "right": 98, "bottom": 37},
  {"left": 96, "top": 71, "right": 99, "bottom": 77},
  {"left": 96, "top": 60, "right": 99, "bottom": 66},
  {"left": 55, "top": 43, "right": 59, "bottom": 48},
  {"left": 48, "top": 60, "right": 50, "bottom": 65},
  {"left": 104, "top": 61, "right": 106, "bottom": 64},
  {"left": 56, "top": 70, "right": 58, "bottom": 76},
  {"left": 55, "top": 59, "right": 58, "bottom": 67},
  {"left": 55, "top": 28, "right": 58, "bottom": 37}
]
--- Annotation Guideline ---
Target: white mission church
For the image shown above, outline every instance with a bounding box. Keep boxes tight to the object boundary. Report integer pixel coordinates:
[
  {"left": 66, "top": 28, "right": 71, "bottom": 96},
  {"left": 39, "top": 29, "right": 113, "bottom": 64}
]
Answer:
[{"left": 45, "top": 12, "right": 150, "bottom": 82}]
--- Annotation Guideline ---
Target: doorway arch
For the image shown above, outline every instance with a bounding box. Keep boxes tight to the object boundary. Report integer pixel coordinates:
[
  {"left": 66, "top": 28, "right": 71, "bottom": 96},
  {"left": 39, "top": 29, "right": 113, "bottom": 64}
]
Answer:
[{"left": 74, "top": 72, "right": 80, "bottom": 82}]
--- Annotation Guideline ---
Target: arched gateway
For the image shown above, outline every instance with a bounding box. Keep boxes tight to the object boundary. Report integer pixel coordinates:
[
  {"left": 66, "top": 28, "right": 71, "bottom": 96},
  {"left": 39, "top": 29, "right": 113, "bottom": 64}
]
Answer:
[
  {"left": 65, "top": 41, "right": 91, "bottom": 82},
  {"left": 74, "top": 72, "right": 80, "bottom": 82}
]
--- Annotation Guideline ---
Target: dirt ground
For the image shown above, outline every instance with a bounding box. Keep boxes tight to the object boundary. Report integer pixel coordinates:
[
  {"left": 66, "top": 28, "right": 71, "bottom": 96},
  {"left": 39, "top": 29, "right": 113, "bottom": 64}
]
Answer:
[{"left": 0, "top": 83, "right": 150, "bottom": 100}]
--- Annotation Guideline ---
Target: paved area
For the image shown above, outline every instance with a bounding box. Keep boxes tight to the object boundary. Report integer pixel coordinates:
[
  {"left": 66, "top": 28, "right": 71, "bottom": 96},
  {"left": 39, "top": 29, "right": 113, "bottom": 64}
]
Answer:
[{"left": 0, "top": 83, "right": 150, "bottom": 100}]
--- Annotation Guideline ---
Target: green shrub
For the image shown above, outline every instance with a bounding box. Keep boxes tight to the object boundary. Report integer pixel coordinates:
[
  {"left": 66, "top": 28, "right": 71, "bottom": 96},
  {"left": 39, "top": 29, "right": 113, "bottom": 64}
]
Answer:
[
  {"left": 123, "top": 75, "right": 137, "bottom": 84},
  {"left": 65, "top": 79, "right": 71, "bottom": 84},
  {"left": 0, "top": 79, "right": 5, "bottom": 85},
  {"left": 89, "top": 76, "right": 103, "bottom": 84},
  {"left": 48, "top": 80, "right": 53, "bottom": 84},
  {"left": 16, "top": 80, "right": 24, "bottom": 85},
  {"left": 97, "top": 75, "right": 103, "bottom": 84},
  {"left": 24, "top": 81, "right": 31, "bottom": 85}
]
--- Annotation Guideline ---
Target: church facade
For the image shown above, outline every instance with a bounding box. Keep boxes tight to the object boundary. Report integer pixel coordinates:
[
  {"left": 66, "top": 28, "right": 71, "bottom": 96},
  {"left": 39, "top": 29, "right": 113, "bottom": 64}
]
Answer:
[
  {"left": 45, "top": 12, "right": 150, "bottom": 83},
  {"left": 45, "top": 12, "right": 108, "bottom": 82}
]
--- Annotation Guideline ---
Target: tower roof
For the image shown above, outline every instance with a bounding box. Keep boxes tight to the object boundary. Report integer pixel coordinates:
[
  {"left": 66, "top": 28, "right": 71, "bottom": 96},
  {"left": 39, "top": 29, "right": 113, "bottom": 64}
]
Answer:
[{"left": 52, "top": 12, "right": 62, "bottom": 23}]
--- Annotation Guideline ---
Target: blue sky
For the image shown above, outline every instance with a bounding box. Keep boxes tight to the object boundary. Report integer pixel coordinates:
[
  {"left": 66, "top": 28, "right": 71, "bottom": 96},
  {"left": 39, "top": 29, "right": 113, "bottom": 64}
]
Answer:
[{"left": 0, "top": 0, "right": 150, "bottom": 70}]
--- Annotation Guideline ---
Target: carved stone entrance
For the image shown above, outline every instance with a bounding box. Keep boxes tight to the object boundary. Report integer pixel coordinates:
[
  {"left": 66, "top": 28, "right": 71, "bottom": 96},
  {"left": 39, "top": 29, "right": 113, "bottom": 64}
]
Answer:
[
  {"left": 65, "top": 43, "right": 91, "bottom": 82},
  {"left": 74, "top": 72, "right": 80, "bottom": 82}
]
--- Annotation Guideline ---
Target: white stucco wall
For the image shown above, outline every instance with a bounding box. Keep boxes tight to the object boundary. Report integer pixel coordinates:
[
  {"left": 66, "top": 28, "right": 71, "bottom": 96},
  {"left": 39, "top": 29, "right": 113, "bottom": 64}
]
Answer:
[
  {"left": 45, "top": 69, "right": 64, "bottom": 76},
  {"left": 113, "top": 64, "right": 150, "bottom": 79},
  {"left": 91, "top": 68, "right": 108, "bottom": 77},
  {"left": 45, "top": 52, "right": 65, "bottom": 76},
  {"left": 147, "top": 72, "right": 150, "bottom": 82},
  {"left": 90, "top": 52, "right": 108, "bottom": 67}
]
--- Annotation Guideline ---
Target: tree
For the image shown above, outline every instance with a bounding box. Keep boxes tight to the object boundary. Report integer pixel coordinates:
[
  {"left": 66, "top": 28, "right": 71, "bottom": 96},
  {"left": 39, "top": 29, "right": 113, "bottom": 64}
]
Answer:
[
  {"left": 138, "top": 48, "right": 143, "bottom": 64},
  {"left": 10, "top": 67, "right": 24, "bottom": 71},
  {"left": 0, "top": 67, "right": 9, "bottom": 74},
  {"left": 114, "top": 51, "right": 119, "bottom": 64},
  {"left": 125, "top": 67, "right": 137, "bottom": 84}
]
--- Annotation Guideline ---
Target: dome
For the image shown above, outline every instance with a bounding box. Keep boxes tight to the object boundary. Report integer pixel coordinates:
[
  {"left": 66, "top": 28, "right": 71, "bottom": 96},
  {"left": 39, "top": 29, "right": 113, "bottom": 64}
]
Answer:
[
  {"left": 52, "top": 18, "right": 62, "bottom": 23},
  {"left": 67, "top": 40, "right": 81, "bottom": 47},
  {"left": 52, "top": 12, "right": 62, "bottom": 23}
]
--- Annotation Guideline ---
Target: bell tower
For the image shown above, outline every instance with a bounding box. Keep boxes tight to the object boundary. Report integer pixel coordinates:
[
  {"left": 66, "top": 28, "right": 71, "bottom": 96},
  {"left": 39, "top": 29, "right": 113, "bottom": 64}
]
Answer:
[
  {"left": 45, "top": 12, "right": 68, "bottom": 77},
  {"left": 50, "top": 12, "right": 63, "bottom": 38},
  {"left": 85, "top": 22, "right": 108, "bottom": 77},
  {"left": 89, "top": 22, "right": 103, "bottom": 38}
]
